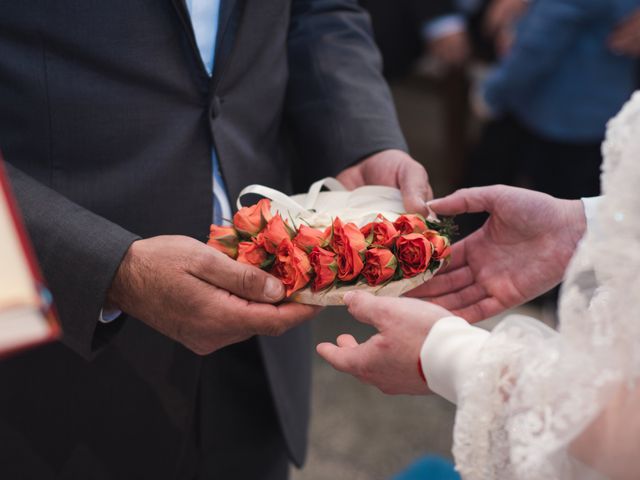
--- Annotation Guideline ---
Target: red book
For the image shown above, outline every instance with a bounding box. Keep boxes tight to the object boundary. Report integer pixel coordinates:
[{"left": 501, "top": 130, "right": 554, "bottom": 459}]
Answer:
[{"left": 0, "top": 152, "right": 59, "bottom": 358}]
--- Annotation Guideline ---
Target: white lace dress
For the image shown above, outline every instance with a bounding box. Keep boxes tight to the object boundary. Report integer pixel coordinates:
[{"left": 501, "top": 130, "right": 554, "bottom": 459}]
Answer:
[{"left": 421, "top": 92, "right": 640, "bottom": 480}]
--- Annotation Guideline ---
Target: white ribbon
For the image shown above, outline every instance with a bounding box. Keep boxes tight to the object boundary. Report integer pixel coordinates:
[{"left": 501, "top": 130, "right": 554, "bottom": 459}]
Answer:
[{"left": 237, "top": 177, "right": 406, "bottom": 229}]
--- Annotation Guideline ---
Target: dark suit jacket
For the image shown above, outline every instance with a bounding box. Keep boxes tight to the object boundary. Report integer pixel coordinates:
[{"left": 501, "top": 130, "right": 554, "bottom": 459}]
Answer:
[{"left": 0, "top": 0, "right": 406, "bottom": 478}]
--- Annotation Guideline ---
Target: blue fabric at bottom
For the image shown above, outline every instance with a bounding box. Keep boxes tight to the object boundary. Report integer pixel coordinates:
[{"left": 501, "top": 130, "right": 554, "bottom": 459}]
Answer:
[{"left": 392, "top": 455, "right": 460, "bottom": 480}]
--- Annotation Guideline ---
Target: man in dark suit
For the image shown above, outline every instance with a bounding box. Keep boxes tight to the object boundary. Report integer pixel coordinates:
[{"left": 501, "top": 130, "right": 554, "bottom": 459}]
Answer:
[{"left": 0, "top": 1, "right": 432, "bottom": 479}]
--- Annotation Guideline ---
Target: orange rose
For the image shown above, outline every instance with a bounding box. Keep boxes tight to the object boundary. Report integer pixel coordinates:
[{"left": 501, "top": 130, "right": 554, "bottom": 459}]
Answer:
[
  {"left": 330, "top": 218, "right": 367, "bottom": 255},
  {"left": 309, "top": 247, "right": 338, "bottom": 291},
  {"left": 396, "top": 233, "right": 432, "bottom": 278},
  {"left": 207, "top": 225, "right": 239, "bottom": 259},
  {"left": 424, "top": 230, "right": 451, "bottom": 260},
  {"left": 362, "top": 248, "right": 397, "bottom": 286},
  {"left": 337, "top": 247, "right": 365, "bottom": 282},
  {"left": 258, "top": 214, "right": 296, "bottom": 254},
  {"left": 233, "top": 198, "right": 273, "bottom": 237},
  {"left": 393, "top": 214, "right": 428, "bottom": 235},
  {"left": 271, "top": 239, "right": 312, "bottom": 296},
  {"left": 293, "top": 225, "right": 328, "bottom": 253},
  {"left": 330, "top": 218, "right": 367, "bottom": 281},
  {"left": 360, "top": 215, "right": 399, "bottom": 247},
  {"left": 237, "top": 241, "right": 270, "bottom": 268}
]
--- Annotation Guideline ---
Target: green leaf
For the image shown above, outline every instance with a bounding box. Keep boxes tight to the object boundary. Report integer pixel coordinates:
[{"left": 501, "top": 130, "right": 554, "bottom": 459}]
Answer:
[
  {"left": 426, "top": 216, "right": 459, "bottom": 240},
  {"left": 260, "top": 255, "right": 276, "bottom": 270}
]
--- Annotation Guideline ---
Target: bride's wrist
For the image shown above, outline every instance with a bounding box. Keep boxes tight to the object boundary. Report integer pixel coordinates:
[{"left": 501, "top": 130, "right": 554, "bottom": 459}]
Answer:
[{"left": 562, "top": 199, "right": 588, "bottom": 250}]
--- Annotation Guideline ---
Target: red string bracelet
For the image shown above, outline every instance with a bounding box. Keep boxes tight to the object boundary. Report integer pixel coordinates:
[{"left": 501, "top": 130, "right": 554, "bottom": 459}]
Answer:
[{"left": 417, "top": 357, "right": 427, "bottom": 384}]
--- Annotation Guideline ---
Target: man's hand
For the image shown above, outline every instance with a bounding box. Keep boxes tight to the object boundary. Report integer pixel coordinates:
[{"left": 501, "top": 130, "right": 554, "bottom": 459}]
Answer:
[
  {"left": 609, "top": 8, "right": 640, "bottom": 57},
  {"left": 107, "top": 235, "right": 319, "bottom": 355},
  {"left": 429, "top": 30, "right": 472, "bottom": 67},
  {"left": 336, "top": 149, "right": 433, "bottom": 216},
  {"left": 484, "top": 0, "right": 528, "bottom": 37},
  {"left": 317, "top": 292, "right": 451, "bottom": 395},
  {"left": 408, "top": 186, "right": 586, "bottom": 322}
]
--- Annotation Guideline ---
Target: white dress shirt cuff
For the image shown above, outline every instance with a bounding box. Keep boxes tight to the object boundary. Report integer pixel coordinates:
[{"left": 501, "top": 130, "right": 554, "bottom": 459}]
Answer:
[
  {"left": 422, "top": 14, "right": 466, "bottom": 41},
  {"left": 99, "top": 308, "right": 122, "bottom": 324},
  {"left": 420, "top": 316, "right": 490, "bottom": 404},
  {"left": 581, "top": 196, "right": 602, "bottom": 235}
]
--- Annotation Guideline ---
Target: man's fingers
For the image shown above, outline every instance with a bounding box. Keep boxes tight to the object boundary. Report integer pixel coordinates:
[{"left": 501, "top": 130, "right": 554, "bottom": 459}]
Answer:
[
  {"left": 452, "top": 297, "right": 505, "bottom": 323},
  {"left": 428, "top": 186, "right": 505, "bottom": 216},
  {"left": 316, "top": 342, "right": 364, "bottom": 375},
  {"left": 429, "top": 238, "right": 468, "bottom": 274},
  {"left": 398, "top": 159, "right": 433, "bottom": 214},
  {"left": 406, "top": 265, "right": 474, "bottom": 299},
  {"left": 193, "top": 248, "right": 285, "bottom": 303},
  {"left": 337, "top": 334, "right": 359, "bottom": 348},
  {"left": 243, "top": 300, "right": 321, "bottom": 336}
]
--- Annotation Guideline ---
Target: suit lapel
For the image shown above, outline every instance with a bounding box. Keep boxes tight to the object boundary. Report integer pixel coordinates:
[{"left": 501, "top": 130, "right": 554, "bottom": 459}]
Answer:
[
  {"left": 170, "top": 0, "right": 210, "bottom": 79},
  {"left": 171, "top": 0, "right": 246, "bottom": 89},
  {"left": 212, "top": 0, "right": 246, "bottom": 89}
]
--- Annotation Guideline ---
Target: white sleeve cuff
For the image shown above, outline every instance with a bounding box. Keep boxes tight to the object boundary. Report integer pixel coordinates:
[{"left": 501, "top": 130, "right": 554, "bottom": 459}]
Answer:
[
  {"left": 420, "top": 316, "right": 490, "bottom": 404},
  {"left": 581, "top": 196, "right": 602, "bottom": 235},
  {"left": 99, "top": 308, "right": 122, "bottom": 324}
]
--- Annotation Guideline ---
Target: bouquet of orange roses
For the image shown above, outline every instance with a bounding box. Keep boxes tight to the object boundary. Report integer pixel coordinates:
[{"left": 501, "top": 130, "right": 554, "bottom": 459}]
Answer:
[{"left": 207, "top": 195, "right": 454, "bottom": 306}]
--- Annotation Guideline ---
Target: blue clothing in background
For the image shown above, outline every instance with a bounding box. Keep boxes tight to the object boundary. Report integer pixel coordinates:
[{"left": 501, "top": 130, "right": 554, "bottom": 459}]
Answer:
[
  {"left": 393, "top": 455, "right": 461, "bottom": 480},
  {"left": 485, "top": 0, "right": 639, "bottom": 142}
]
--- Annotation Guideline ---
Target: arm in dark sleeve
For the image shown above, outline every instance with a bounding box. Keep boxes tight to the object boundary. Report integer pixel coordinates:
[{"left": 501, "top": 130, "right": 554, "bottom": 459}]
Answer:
[
  {"left": 5, "top": 162, "right": 139, "bottom": 359},
  {"left": 286, "top": 0, "right": 408, "bottom": 183},
  {"left": 484, "top": 0, "right": 608, "bottom": 113},
  {"left": 409, "top": 0, "right": 457, "bottom": 22}
]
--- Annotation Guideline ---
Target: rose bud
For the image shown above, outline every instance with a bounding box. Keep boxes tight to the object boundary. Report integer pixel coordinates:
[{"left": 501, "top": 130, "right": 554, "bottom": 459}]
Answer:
[
  {"left": 330, "top": 218, "right": 367, "bottom": 255},
  {"left": 293, "top": 225, "right": 327, "bottom": 253},
  {"left": 424, "top": 230, "right": 451, "bottom": 260},
  {"left": 207, "top": 225, "right": 239, "bottom": 259},
  {"left": 233, "top": 198, "right": 273, "bottom": 237},
  {"left": 237, "top": 241, "right": 270, "bottom": 268},
  {"left": 309, "top": 247, "right": 338, "bottom": 291},
  {"left": 393, "top": 214, "right": 428, "bottom": 235},
  {"left": 270, "top": 239, "right": 312, "bottom": 296},
  {"left": 360, "top": 214, "right": 399, "bottom": 247},
  {"left": 258, "top": 214, "right": 296, "bottom": 254},
  {"left": 396, "top": 233, "right": 433, "bottom": 278},
  {"left": 330, "top": 218, "right": 367, "bottom": 281},
  {"left": 337, "top": 246, "right": 365, "bottom": 282},
  {"left": 362, "top": 248, "right": 397, "bottom": 286}
]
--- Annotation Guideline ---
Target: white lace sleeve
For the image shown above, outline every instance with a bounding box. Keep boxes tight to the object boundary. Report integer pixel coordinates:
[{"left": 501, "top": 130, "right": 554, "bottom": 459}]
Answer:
[{"left": 450, "top": 92, "right": 640, "bottom": 480}]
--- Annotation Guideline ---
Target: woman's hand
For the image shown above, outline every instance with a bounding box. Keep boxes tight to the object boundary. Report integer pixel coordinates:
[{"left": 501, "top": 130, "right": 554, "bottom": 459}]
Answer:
[
  {"left": 408, "top": 185, "right": 586, "bottom": 322},
  {"left": 609, "top": 8, "right": 640, "bottom": 57},
  {"left": 316, "top": 292, "right": 452, "bottom": 395}
]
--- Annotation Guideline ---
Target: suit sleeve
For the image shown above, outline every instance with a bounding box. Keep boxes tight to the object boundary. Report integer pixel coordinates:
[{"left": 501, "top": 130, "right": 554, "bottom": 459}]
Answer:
[
  {"left": 5, "top": 162, "right": 139, "bottom": 359},
  {"left": 286, "top": 0, "right": 408, "bottom": 183},
  {"left": 484, "top": 0, "right": 609, "bottom": 113}
]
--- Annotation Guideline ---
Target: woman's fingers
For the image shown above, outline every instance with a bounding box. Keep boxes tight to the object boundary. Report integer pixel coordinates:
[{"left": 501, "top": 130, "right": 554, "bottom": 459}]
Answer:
[
  {"left": 316, "top": 342, "right": 364, "bottom": 375},
  {"left": 452, "top": 297, "right": 505, "bottom": 323},
  {"left": 336, "top": 334, "right": 359, "bottom": 348},
  {"left": 406, "top": 265, "right": 474, "bottom": 299},
  {"left": 428, "top": 186, "right": 505, "bottom": 216},
  {"left": 430, "top": 284, "right": 488, "bottom": 311}
]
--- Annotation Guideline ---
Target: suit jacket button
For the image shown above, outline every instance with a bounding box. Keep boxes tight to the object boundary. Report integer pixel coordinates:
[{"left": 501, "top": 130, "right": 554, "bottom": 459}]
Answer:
[{"left": 210, "top": 96, "right": 222, "bottom": 119}]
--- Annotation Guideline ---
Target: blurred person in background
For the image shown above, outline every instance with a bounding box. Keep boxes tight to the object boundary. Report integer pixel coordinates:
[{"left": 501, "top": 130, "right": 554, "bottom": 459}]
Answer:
[
  {"left": 608, "top": 6, "right": 640, "bottom": 87},
  {"left": 359, "top": 0, "right": 460, "bottom": 79},
  {"left": 470, "top": 0, "right": 639, "bottom": 201}
]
